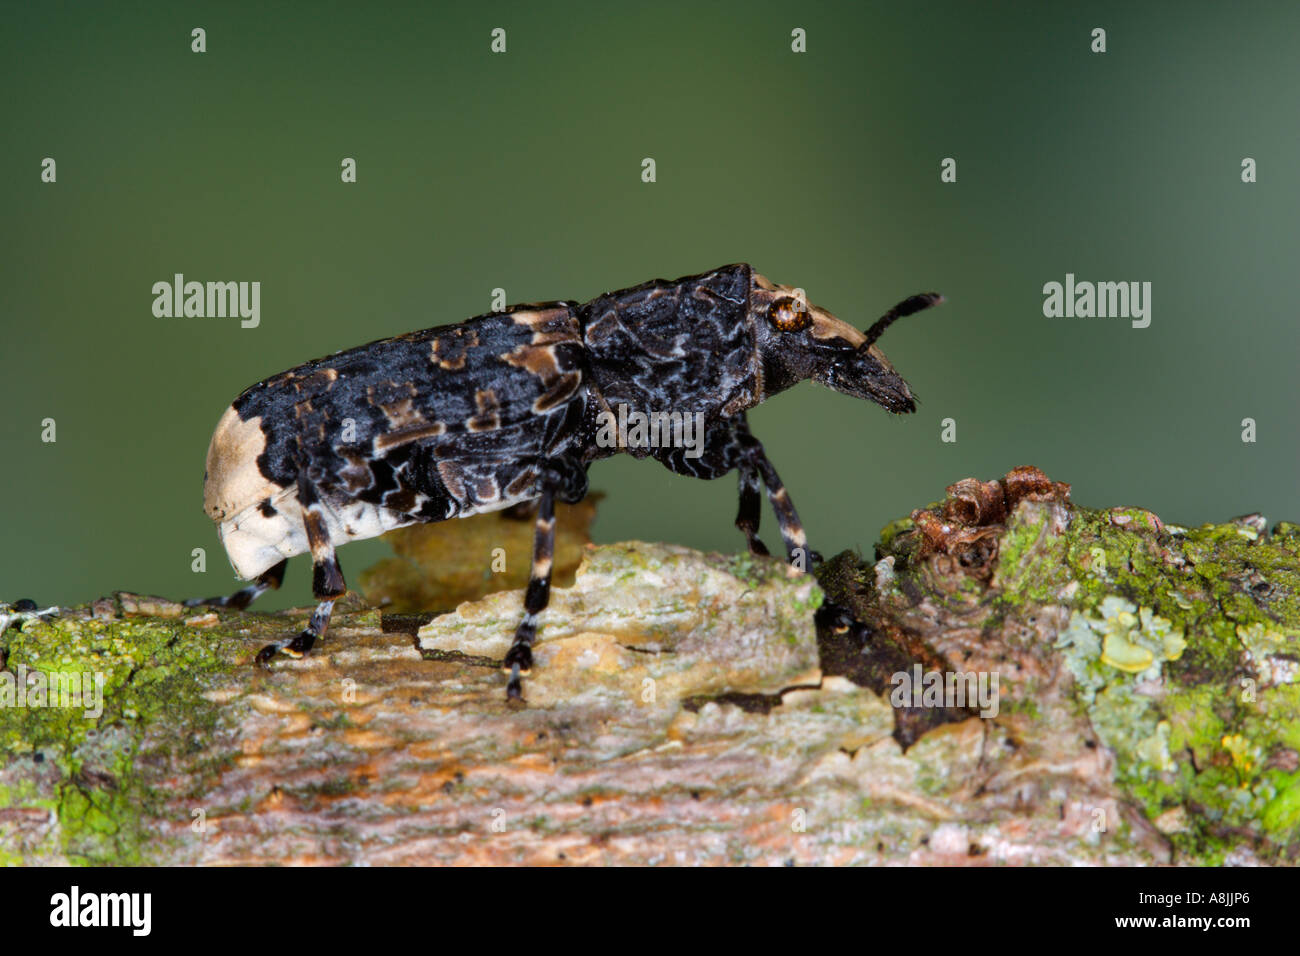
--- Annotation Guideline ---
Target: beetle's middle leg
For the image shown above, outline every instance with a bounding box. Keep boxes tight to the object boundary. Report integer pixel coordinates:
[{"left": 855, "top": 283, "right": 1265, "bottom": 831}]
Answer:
[
  {"left": 502, "top": 480, "right": 555, "bottom": 699},
  {"left": 499, "top": 476, "right": 556, "bottom": 697},
  {"left": 255, "top": 478, "right": 347, "bottom": 665},
  {"left": 501, "top": 457, "right": 588, "bottom": 700}
]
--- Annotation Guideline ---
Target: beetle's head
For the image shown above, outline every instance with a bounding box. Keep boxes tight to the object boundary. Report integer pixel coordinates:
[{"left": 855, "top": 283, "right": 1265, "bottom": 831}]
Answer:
[{"left": 748, "top": 272, "right": 942, "bottom": 413}]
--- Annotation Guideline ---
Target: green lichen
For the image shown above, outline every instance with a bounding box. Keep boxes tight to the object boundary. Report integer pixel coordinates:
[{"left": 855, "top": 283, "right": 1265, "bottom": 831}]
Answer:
[
  {"left": 1045, "top": 509, "right": 1300, "bottom": 857},
  {"left": 726, "top": 552, "right": 766, "bottom": 589},
  {"left": 876, "top": 488, "right": 1300, "bottom": 861},
  {"left": 1056, "top": 598, "right": 1181, "bottom": 781},
  {"left": 791, "top": 583, "right": 825, "bottom": 617},
  {"left": 0, "top": 609, "right": 245, "bottom": 864},
  {"left": 876, "top": 516, "right": 916, "bottom": 555},
  {"left": 992, "top": 502, "right": 1072, "bottom": 607}
]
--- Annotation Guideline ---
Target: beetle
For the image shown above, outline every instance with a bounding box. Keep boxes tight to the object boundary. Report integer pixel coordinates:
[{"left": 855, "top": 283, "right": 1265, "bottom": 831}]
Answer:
[{"left": 190, "top": 264, "right": 941, "bottom": 699}]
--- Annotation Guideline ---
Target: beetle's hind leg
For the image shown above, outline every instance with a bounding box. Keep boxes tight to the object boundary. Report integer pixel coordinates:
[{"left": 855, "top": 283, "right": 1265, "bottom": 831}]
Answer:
[
  {"left": 184, "top": 558, "right": 287, "bottom": 611},
  {"left": 255, "top": 480, "right": 347, "bottom": 665}
]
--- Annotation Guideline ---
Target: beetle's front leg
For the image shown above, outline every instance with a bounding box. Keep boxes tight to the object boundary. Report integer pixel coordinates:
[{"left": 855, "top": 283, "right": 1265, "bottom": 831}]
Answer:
[
  {"left": 737, "top": 436, "right": 819, "bottom": 571},
  {"left": 256, "top": 478, "right": 346, "bottom": 664},
  {"left": 655, "top": 416, "right": 771, "bottom": 556},
  {"left": 185, "top": 558, "right": 287, "bottom": 611}
]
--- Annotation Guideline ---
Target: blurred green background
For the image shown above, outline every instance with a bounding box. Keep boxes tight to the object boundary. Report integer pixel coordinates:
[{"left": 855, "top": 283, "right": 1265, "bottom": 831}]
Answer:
[{"left": 3, "top": 0, "right": 1296, "bottom": 611}]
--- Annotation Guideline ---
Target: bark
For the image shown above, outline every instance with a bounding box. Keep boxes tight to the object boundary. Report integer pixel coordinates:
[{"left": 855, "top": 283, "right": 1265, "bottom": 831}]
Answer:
[{"left": 1, "top": 466, "right": 1297, "bottom": 865}]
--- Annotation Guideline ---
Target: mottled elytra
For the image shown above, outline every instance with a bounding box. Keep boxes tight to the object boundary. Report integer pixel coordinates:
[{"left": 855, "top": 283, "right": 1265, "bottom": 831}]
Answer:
[{"left": 190, "top": 264, "right": 942, "bottom": 699}]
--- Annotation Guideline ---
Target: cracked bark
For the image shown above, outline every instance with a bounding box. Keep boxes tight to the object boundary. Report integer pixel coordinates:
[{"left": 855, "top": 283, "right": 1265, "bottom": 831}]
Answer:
[{"left": 1, "top": 467, "right": 1298, "bottom": 865}]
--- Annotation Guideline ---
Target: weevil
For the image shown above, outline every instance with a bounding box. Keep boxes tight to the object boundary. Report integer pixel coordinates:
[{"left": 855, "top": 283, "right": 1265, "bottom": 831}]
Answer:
[{"left": 191, "top": 264, "right": 941, "bottom": 699}]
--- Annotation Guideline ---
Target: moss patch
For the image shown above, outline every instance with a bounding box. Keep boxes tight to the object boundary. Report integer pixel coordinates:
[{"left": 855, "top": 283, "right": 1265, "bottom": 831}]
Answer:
[{"left": 0, "top": 608, "right": 245, "bottom": 863}]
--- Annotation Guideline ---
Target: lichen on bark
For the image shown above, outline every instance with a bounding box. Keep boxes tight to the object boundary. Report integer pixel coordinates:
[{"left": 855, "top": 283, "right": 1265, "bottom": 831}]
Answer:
[{"left": 1, "top": 466, "right": 1296, "bottom": 864}]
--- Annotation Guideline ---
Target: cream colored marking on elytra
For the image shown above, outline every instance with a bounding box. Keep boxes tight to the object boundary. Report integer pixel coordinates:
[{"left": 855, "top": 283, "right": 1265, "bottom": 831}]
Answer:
[
  {"left": 297, "top": 368, "right": 339, "bottom": 391},
  {"left": 203, "top": 406, "right": 281, "bottom": 523},
  {"left": 374, "top": 421, "right": 447, "bottom": 452},
  {"left": 509, "top": 306, "right": 571, "bottom": 330},
  {"left": 533, "top": 371, "right": 581, "bottom": 413},
  {"left": 430, "top": 329, "right": 478, "bottom": 370},
  {"left": 468, "top": 389, "right": 501, "bottom": 431},
  {"left": 378, "top": 396, "right": 423, "bottom": 428}
]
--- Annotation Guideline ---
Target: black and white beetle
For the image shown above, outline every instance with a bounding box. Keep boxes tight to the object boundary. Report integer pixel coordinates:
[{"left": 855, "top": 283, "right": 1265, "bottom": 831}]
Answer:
[{"left": 191, "top": 264, "right": 941, "bottom": 699}]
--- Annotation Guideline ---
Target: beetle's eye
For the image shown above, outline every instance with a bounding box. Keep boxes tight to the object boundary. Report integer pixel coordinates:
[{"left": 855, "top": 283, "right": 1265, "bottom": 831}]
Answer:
[{"left": 768, "top": 297, "right": 812, "bottom": 333}]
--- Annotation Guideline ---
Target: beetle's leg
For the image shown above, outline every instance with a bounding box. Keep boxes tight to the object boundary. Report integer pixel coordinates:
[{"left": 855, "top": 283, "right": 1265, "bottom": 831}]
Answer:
[
  {"left": 727, "top": 416, "right": 769, "bottom": 556},
  {"left": 735, "top": 462, "right": 770, "bottom": 557},
  {"left": 255, "top": 481, "right": 346, "bottom": 664},
  {"left": 739, "top": 438, "right": 820, "bottom": 570},
  {"left": 655, "top": 416, "right": 769, "bottom": 556},
  {"left": 498, "top": 455, "right": 588, "bottom": 698},
  {"left": 503, "top": 480, "right": 556, "bottom": 700},
  {"left": 184, "top": 558, "right": 287, "bottom": 611}
]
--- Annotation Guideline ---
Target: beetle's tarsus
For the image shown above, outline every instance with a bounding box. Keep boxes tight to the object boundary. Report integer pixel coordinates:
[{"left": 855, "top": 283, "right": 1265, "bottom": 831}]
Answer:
[
  {"left": 183, "top": 559, "right": 288, "bottom": 611},
  {"left": 814, "top": 599, "right": 871, "bottom": 645},
  {"left": 506, "top": 668, "right": 524, "bottom": 701},
  {"left": 184, "top": 588, "right": 255, "bottom": 611},
  {"left": 254, "top": 615, "right": 326, "bottom": 666},
  {"left": 286, "top": 630, "right": 317, "bottom": 657}
]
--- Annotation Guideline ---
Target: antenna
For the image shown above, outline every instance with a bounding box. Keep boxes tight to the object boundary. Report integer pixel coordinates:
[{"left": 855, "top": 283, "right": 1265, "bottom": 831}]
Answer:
[{"left": 861, "top": 293, "right": 944, "bottom": 349}]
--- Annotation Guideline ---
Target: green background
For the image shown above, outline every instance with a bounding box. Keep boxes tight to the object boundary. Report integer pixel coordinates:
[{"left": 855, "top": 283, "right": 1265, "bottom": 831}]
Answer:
[{"left": 3, "top": 1, "right": 1296, "bottom": 611}]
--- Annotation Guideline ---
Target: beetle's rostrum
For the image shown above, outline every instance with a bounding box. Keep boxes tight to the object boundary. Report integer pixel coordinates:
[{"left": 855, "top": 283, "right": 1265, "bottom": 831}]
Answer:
[{"left": 189, "top": 264, "right": 942, "bottom": 699}]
